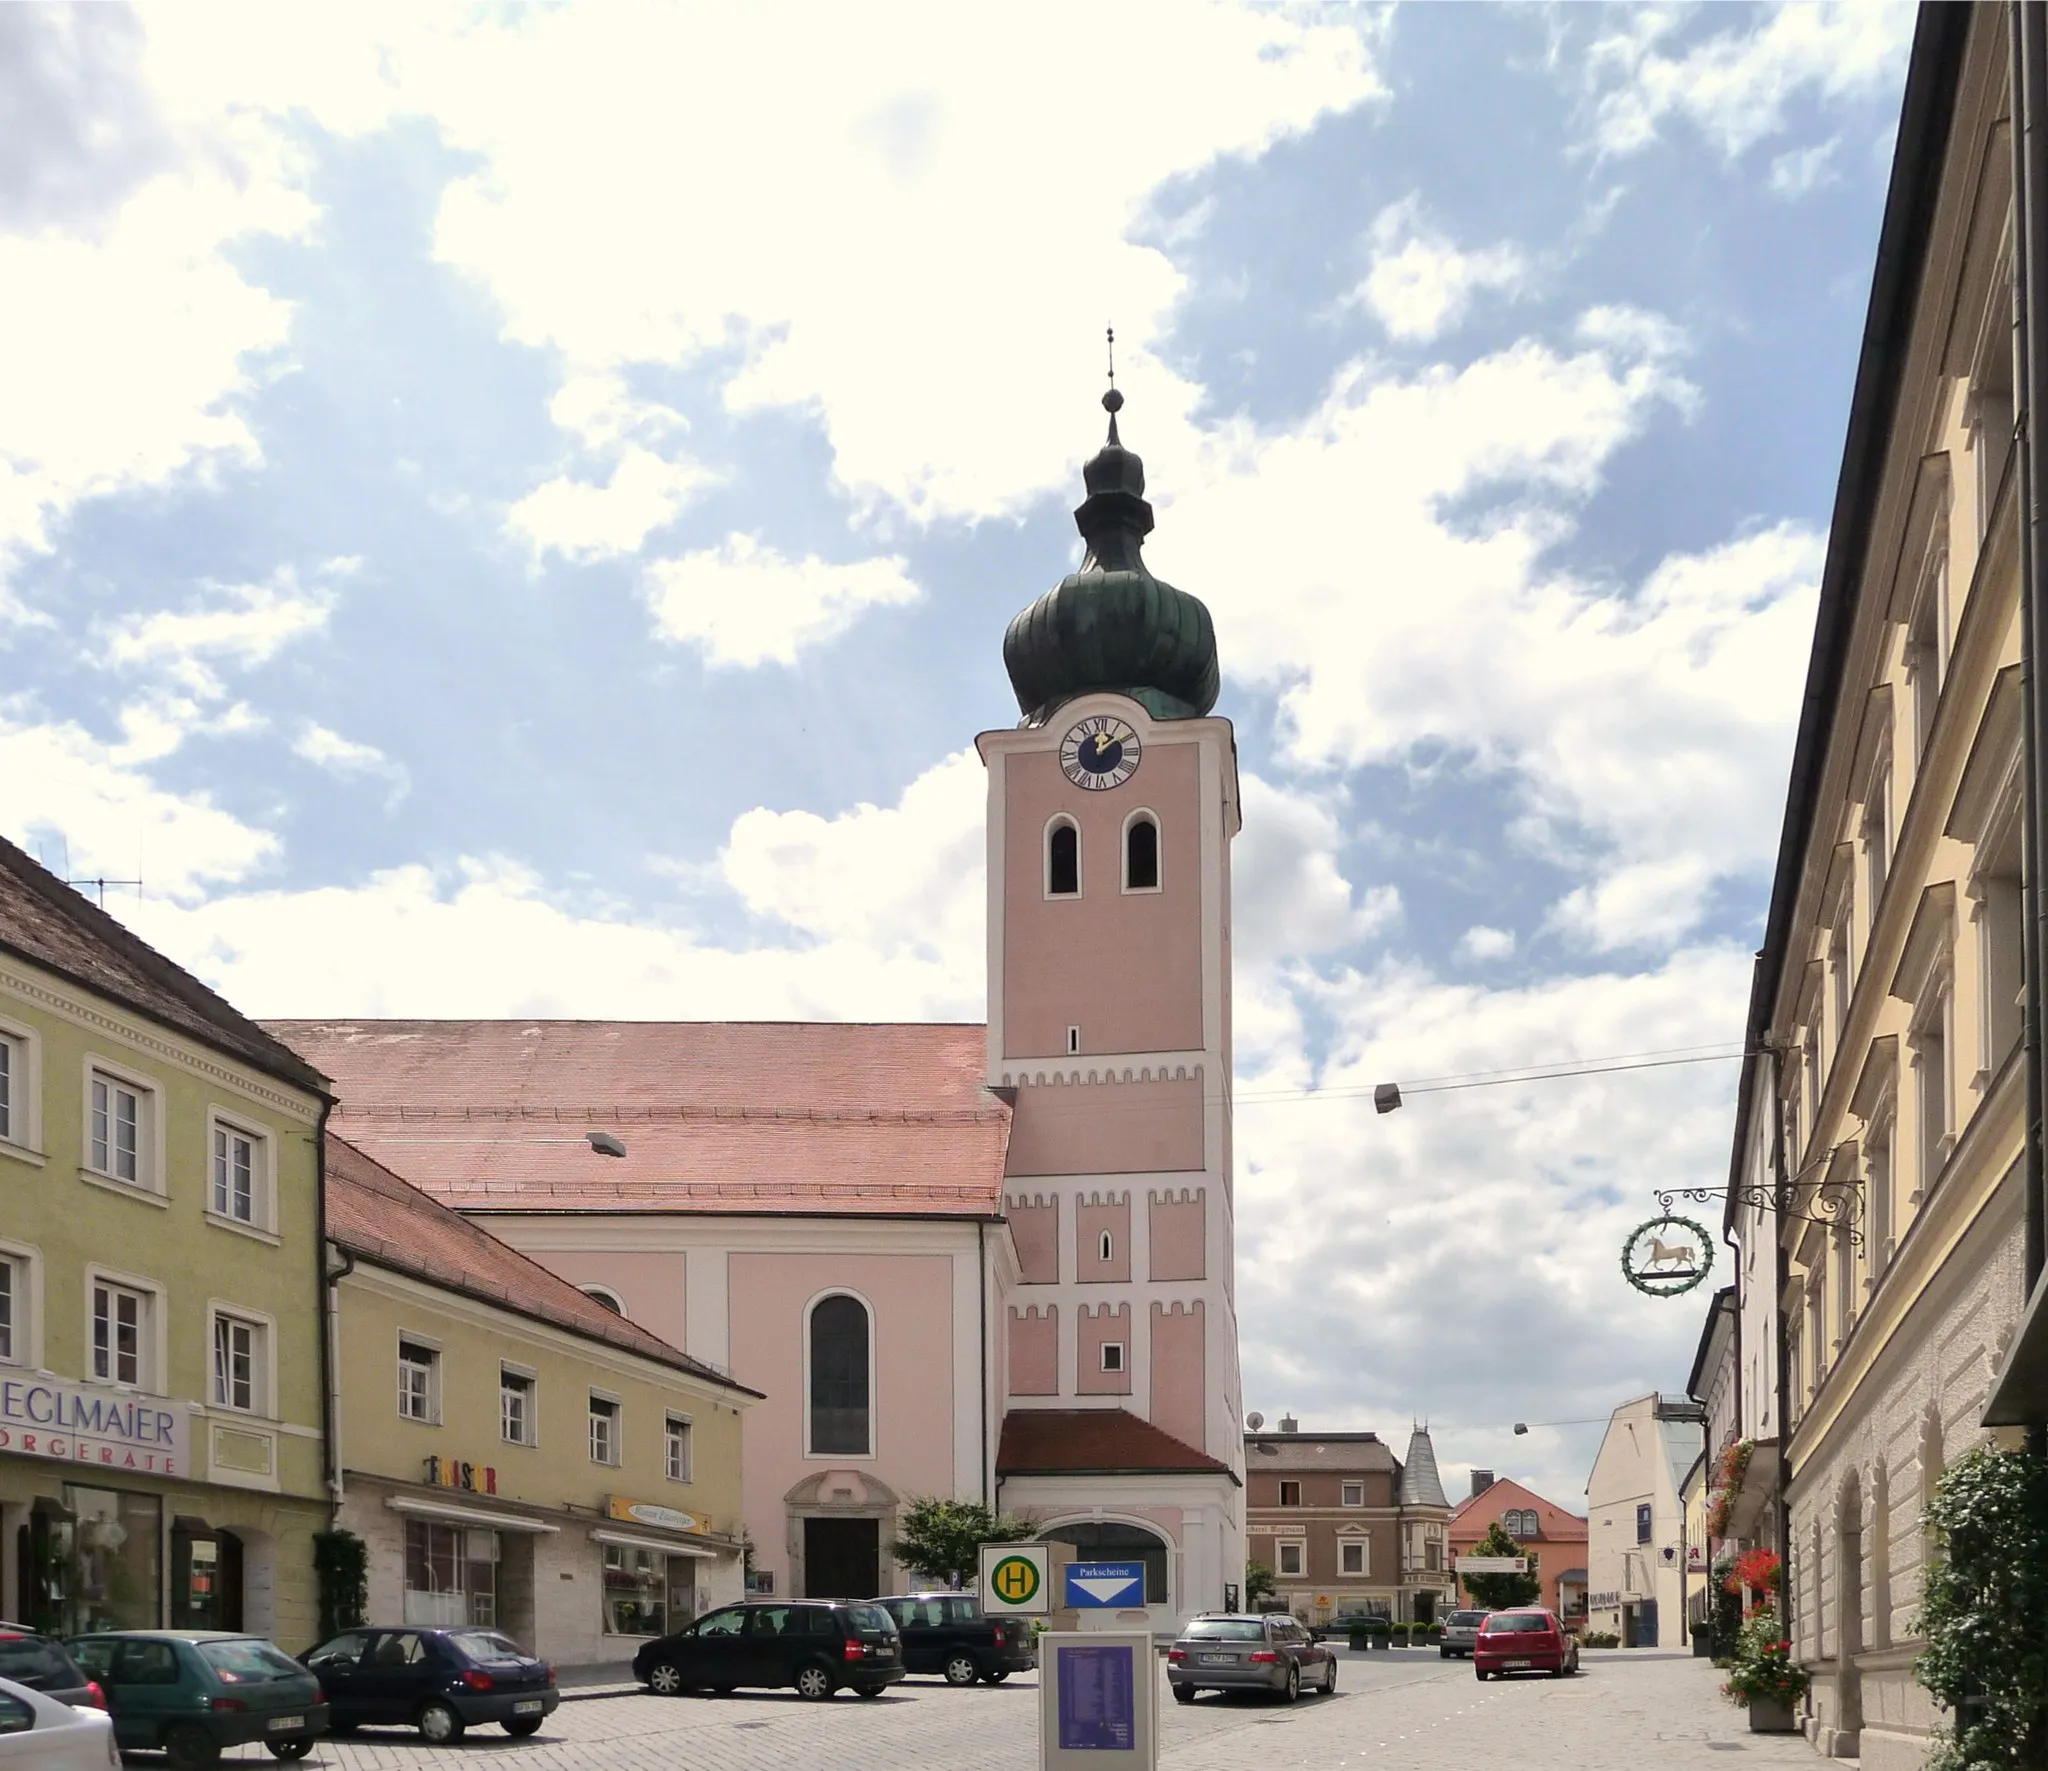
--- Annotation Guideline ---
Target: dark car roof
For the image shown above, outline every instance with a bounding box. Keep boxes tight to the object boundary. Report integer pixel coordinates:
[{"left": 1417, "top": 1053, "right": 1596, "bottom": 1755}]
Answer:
[{"left": 67, "top": 1630, "right": 266, "bottom": 1644}]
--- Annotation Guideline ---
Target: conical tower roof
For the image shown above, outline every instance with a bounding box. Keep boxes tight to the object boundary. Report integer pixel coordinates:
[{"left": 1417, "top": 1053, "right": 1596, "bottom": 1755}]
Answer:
[
  {"left": 1002, "top": 386, "right": 1219, "bottom": 727},
  {"left": 1398, "top": 1423, "right": 1449, "bottom": 1509}
]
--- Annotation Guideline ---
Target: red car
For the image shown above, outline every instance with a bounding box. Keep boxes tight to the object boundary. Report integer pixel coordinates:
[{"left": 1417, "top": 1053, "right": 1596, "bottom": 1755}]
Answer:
[{"left": 1473, "top": 1608, "right": 1580, "bottom": 1680}]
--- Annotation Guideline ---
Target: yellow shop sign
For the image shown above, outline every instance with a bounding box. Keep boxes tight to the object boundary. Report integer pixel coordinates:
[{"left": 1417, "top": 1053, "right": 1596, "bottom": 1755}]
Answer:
[{"left": 607, "top": 1495, "right": 700, "bottom": 1534}]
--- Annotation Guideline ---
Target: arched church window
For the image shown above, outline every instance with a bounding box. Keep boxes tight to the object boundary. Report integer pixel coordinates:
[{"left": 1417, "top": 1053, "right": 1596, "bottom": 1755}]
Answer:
[
  {"left": 1124, "top": 813, "right": 1159, "bottom": 891},
  {"left": 1048, "top": 819, "right": 1080, "bottom": 897},
  {"left": 808, "top": 1293, "right": 872, "bottom": 1456}
]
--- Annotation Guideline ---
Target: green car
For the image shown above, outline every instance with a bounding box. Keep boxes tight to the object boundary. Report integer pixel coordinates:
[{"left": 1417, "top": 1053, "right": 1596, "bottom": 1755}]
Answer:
[{"left": 65, "top": 1632, "right": 328, "bottom": 1769}]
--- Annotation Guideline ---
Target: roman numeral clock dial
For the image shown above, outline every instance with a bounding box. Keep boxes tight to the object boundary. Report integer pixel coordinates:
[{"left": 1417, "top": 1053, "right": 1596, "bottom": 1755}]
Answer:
[{"left": 1059, "top": 715, "right": 1142, "bottom": 790}]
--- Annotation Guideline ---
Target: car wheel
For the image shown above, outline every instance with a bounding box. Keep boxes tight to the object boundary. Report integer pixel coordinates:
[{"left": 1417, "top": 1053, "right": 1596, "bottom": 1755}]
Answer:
[
  {"left": 163, "top": 1724, "right": 221, "bottom": 1771},
  {"left": 1281, "top": 1663, "right": 1299, "bottom": 1704},
  {"left": 1172, "top": 1685, "right": 1196, "bottom": 1705},
  {"left": 983, "top": 1669, "right": 1010, "bottom": 1684},
  {"left": 1439, "top": 1647, "right": 1450, "bottom": 1658},
  {"left": 1323, "top": 1659, "right": 1338, "bottom": 1695},
  {"left": 795, "top": 1662, "right": 837, "bottom": 1701},
  {"left": 647, "top": 1660, "right": 686, "bottom": 1696},
  {"left": 853, "top": 1685, "right": 886, "bottom": 1699},
  {"left": 266, "top": 1742, "right": 314, "bottom": 1762},
  {"left": 504, "top": 1715, "right": 546, "bottom": 1736},
  {"left": 944, "top": 1653, "right": 981, "bottom": 1686},
  {"left": 1475, "top": 1668, "right": 1489, "bottom": 1682},
  {"left": 417, "top": 1698, "right": 466, "bottom": 1744}
]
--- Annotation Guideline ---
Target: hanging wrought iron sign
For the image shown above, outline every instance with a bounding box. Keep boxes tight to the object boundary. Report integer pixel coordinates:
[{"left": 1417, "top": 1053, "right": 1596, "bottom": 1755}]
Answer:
[
  {"left": 1655, "top": 1167, "right": 1863, "bottom": 1248},
  {"left": 1619, "top": 1215, "right": 1715, "bottom": 1297}
]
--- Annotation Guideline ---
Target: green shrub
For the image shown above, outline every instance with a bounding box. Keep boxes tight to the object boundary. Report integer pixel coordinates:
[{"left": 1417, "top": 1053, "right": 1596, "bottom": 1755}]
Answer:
[
  {"left": 1720, "top": 1608, "right": 1808, "bottom": 1710},
  {"left": 312, "top": 1530, "right": 368, "bottom": 1642},
  {"left": 1580, "top": 1629, "right": 1620, "bottom": 1649}
]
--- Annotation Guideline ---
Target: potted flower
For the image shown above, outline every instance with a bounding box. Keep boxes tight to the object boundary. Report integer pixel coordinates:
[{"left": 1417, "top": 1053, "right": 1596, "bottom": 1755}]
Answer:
[{"left": 1721, "top": 1608, "right": 1807, "bottom": 1732}]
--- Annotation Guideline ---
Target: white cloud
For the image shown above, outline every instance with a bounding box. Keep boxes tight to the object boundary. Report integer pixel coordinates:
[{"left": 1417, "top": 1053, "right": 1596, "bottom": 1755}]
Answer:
[
  {"left": 643, "top": 535, "right": 921, "bottom": 667},
  {"left": 101, "top": 569, "right": 339, "bottom": 698},
  {"left": 506, "top": 447, "right": 720, "bottom": 563},
  {"left": 1354, "top": 197, "right": 1528, "bottom": 344},
  {"left": 293, "top": 723, "right": 412, "bottom": 807},
  {"left": 1457, "top": 925, "right": 1516, "bottom": 962},
  {"left": 1584, "top": 1, "right": 1913, "bottom": 161},
  {"left": 1768, "top": 137, "right": 1841, "bottom": 200}
]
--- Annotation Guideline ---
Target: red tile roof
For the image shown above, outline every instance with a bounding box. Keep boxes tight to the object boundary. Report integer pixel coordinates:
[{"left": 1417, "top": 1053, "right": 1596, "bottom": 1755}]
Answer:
[
  {"left": 1449, "top": 1477, "right": 1588, "bottom": 1543},
  {"left": 997, "top": 1409, "right": 1238, "bottom": 1483},
  {"left": 325, "top": 1133, "right": 758, "bottom": 1395},
  {"left": 0, "top": 836, "right": 326, "bottom": 1094},
  {"left": 267, "top": 1020, "right": 1011, "bottom": 1218}
]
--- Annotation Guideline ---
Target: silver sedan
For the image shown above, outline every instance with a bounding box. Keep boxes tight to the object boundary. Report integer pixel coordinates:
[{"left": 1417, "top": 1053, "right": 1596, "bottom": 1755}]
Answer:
[{"left": 1167, "top": 1614, "right": 1337, "bottom": 1703}]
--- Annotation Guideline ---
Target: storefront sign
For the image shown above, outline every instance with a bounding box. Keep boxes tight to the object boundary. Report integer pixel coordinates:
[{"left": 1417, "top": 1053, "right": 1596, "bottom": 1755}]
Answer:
[
  {"left": 423, "top": 1455, "right": 497, "bottom": 1495},
  {"left": 607, "top": 1496, "right": 699, "bottom": 1533},
  {"left": 1456, "top": 1555, "right": 1528, "bottom": 1574},
  {"left": 0, "top": 1377, "right": 187, "bottom": 1475},
  {"left": 1588, "top": 1590, "right": 1621, "bottom": 1609}
]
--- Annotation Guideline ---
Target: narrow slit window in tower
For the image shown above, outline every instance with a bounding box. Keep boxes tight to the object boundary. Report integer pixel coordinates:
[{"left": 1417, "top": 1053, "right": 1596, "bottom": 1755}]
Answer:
[
  {"left": 1048, "top": 821, "right": 1079, "bottom": 896},
  {"left": 1125, "top": 815, "right": 1158, "bottom": 890}
]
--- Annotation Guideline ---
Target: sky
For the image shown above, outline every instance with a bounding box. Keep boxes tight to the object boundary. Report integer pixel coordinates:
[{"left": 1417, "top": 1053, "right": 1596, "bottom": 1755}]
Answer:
[{"left": 2, "top": 1, "right": 1916, "bottom": 1508}]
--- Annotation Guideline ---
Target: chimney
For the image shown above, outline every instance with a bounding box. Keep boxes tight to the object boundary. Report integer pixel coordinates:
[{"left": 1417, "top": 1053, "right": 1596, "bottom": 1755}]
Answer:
[
  {"left": 1279, "top": 1414, "right": 1299, "bottom": 1434},
  {"left": 1471, "top": 1470, "right": 1495, "bottom": 1498}
]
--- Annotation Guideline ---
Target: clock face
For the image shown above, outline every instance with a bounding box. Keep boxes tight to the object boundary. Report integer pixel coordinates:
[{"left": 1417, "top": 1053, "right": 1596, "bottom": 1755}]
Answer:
[{"left": 1060, "top": 715, "right": 1142, "bottom": 790}]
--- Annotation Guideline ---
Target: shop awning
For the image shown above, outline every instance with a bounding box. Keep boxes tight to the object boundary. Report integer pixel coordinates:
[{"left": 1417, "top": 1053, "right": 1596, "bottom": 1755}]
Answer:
[
  {"left": 590, "top": 1529, "right": 721, "bottom": 1560},
  {"left": 385, "top": 1495, "right": 560, "bottom": 1534},
  {"left": 1724, "top": 1442, "right": 1781, "bottom": 1541}
]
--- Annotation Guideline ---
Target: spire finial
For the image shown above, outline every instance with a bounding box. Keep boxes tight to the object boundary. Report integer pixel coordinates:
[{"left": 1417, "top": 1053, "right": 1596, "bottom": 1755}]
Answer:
[{"left": 1102, "top": 324, "right": 1124, "bottom": 442}]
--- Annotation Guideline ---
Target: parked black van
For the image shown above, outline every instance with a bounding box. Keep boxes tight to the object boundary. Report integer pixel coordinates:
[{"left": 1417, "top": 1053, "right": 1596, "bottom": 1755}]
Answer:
[
  {"left": 873, "top": 1593, "right": 1036, "bottom": 1685},
  {"left": 633, "top": 1601, "right": 903, "bottom": 1701}
]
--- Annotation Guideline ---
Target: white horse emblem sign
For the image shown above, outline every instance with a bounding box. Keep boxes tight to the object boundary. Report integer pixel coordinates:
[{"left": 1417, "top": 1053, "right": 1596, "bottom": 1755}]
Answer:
[{"left": 1620, "top": 1215, "right": 1714, "bottom": 1298}]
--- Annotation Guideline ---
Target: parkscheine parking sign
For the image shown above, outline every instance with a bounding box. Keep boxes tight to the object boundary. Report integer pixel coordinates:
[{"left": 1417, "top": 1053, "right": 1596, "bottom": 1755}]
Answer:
[{"left": 980, "top": 1542, "right": 1050, "bottom": 1615}]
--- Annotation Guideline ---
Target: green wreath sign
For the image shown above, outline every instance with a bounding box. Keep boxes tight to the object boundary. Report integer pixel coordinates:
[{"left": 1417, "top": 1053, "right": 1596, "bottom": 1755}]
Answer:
[{"left": 1620, "top": 1215, "right": 1714, "bottom": 1298}]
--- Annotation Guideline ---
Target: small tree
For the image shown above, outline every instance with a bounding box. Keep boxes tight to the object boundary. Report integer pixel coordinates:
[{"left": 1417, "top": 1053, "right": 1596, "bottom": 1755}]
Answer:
[
  {"left": 1244, "top": 1562, "right": 1277, "bottom": 1609},
  {"left": 1459, "top": 1520, "right": 1541, "bottom": 1610},
  {"left": 312, "top": 1530, "right": 368, "bottom": 1642},
  {"left": 890, "top": 1499, "right": 1034, "bottom": 1588}
]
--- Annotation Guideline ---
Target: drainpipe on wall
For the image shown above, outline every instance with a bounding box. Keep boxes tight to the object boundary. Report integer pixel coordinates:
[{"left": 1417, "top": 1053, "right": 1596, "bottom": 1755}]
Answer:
[
  {"left": 324, "top": 1239, "right": 354, "bottom": 1508},
  {"left": 1769, "top": 1044, "right": 1795, "bottom": 1640},
  {"left": 312, "top": 1102, "right": 342, "bottom": 1511},
  {"left": 2013, "top": 0, "right": 2048, "bottom": 1463},
  {"left": 978, "top": 1220, "right": 990, "bottom": 1507}
]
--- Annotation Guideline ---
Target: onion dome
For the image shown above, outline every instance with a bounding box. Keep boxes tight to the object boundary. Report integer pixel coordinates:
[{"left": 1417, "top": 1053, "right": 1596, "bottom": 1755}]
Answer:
[{"left": 1002, "top": 389, "right": 1219, "bottom": 726}]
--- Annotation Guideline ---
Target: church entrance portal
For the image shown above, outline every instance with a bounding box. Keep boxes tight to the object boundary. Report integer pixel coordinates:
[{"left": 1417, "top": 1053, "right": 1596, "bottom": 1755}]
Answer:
[{"left": 803, "top": 1519, "right": 879, "bottom": 1599}]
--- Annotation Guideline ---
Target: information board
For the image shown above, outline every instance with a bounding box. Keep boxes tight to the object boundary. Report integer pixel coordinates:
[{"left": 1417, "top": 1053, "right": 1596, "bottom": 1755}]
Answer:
[{"left": 1039, "top": 1630, "right": 1157, "bottom": 1771}]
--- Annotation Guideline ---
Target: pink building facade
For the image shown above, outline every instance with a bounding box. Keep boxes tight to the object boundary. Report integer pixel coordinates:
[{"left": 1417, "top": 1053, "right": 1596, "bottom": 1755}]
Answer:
[{"left": 268, "top": 386, "right": 1246, "bottom": 1625}]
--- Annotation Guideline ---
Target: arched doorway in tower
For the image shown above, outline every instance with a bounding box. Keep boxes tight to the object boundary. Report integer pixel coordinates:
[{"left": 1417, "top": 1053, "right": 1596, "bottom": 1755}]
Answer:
[{"left": 1041, "top": 1522, "right": 1170, "bottom": 1608}]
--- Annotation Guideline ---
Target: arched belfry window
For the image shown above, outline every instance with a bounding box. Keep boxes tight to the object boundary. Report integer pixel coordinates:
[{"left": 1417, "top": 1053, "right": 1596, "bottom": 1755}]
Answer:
[
  {"left": 1124, "top": 813, "right": 1159, "bottom": 891},
  {"left": 1047, "top": 818, "right": 1080, "bottom": 897},
  {"left": 808, "top": 1293, "right": 872, "bottom": 1456}
]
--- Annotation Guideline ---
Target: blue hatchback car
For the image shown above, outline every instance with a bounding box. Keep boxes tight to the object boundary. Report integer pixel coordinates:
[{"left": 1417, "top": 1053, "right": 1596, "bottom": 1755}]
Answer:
[
  {"left": 303, "top": 1626, "right": 557, "bottom": 1742},
  {"left": 66, "top": 1632, "right": 327, "bottom": 1768}
]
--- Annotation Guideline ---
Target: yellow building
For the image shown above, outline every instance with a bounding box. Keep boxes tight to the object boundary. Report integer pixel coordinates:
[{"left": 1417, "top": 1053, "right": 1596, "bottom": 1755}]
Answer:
[
  {"left": 326, "top": 1136, "right": 758, "bottom": 1668},
  {"left": 0, "top": 839, "right": 332, "bottom": 1641},
  {"left": 1724, "top": 14, "right": 2026, "bottom": 1764}
]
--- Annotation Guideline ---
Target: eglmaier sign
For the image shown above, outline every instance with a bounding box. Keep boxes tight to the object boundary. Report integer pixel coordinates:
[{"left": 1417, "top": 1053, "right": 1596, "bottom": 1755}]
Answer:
[{"left": 0, "top": 1376, "right": 190, "bottom": 1476}]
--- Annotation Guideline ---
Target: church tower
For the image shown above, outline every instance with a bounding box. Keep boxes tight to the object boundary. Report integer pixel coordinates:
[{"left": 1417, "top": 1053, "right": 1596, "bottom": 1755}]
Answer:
[{"left": 978, "top": 384, "right": 1245, "bottom": 1621}]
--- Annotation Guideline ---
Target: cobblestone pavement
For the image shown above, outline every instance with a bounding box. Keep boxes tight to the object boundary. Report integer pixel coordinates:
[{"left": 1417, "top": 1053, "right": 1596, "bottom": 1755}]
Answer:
[{"left": 181, "top": 1649, "right": 1820, "bottom": 1771}]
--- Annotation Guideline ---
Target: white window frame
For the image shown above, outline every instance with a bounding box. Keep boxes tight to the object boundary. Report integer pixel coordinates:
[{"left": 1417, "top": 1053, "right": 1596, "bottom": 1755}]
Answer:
[
  {"left": 1341, "top": 1481, "right": 1364, "bottom": 1508},
  {"left": 1861, "top": 761, "right": 1892, "bottom": 923},
  {"left": 501, "top": 1363, "right": 537, "bottom": 1447},
  {"left": 1098, "top": 1340, "right": 1125, "bottom": 1374},
  {"left": 205, "top": 1111, "right": 276, "bottom": 1238},
  {"left": 666, "top": 1412, "right": 693, "bottom": 1483},
  {"left": 81, "top": 1057, "right": 164, "bottom": 1199},
  {"left": 84, "top": 1267, "right": 164, "bottom": 1392},
  {"left": 589, "top": 1391, "right": 622, "bottom": 1467},
  {"left": 1120, "top": 808, "right": 1163, "bottom": 894},
  {"left": 1044, "top": 814, "right": 1081, "bottom": 899},
  {"left": 0, "top": 1017, "right": 44, "bottom": 1160},
  {"left": 208, "top": 1303, "right": 273, "bottom": 1417},
  {"left": 0, "top": 1240, "right": 41, "bottom": 1368},
  {"left": 1339, "top": 1539, "right": 1367, "bottom": 1576},
  {"left": 1277, "top": 1540, "right": 1305, "bottom": 1577},
  {"left": 580, "top": 1285, "right": 627, "bottom": 1316},
  {"left": 397, "top": 1333, "right": 441, "bottom": 1424}
]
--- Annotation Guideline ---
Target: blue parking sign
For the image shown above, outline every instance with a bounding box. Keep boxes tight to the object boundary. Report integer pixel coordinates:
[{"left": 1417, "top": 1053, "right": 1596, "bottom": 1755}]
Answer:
[{"left": 1064, "top": 1561, "right": 1147, "bottom": 1608}]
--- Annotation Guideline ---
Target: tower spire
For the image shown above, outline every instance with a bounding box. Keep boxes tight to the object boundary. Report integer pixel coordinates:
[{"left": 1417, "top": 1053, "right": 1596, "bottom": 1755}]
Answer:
[{"left": 1104, "top": 325, "right": 1123, "bottom": 445}]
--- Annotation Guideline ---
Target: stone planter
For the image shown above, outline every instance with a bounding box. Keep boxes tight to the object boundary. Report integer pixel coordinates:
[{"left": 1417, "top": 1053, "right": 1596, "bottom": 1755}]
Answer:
[{"left": 1745, "top": 1696, "right": 1797, "bottom": 1734}]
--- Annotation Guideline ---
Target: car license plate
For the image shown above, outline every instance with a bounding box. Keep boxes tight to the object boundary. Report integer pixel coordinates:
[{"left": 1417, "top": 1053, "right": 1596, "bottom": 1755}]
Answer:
[
  {"left": 1198, "top": 1654, "right": 1234, "bottom": 1666},
  {"left": 513, "top": 1700, "right": 544, "bottom": 1714},
  {"left": 268, "top": 1717, "right": 304, "bottom": 1731},
  {"left": 1502, "top": 1659, "right": 1531, "bottom": 1670}
]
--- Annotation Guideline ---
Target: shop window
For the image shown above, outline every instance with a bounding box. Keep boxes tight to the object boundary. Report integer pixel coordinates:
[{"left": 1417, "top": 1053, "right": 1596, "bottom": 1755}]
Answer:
[
  {"left": 404, "top": 1521, "right": 497, "bottom": 1627},
  {"left": 666, "top": 1414, "right": 693, "bottom": 1482},
  {"left": 1278, "top": 1541, "right": 1304, "bottom": 1576},
  {"left": 590, "top": 1393, "right": 621, "bottom": 1466},
  {"left": 209, "top": 1119, "right": 267, "bottom": 1228},
  {"left": 38, "top": 1485, "right": 162, "bottom": 1633},
  {"left": 210, "top": 1311, "right": 265, "bottom": 1414},
  {"left": 91, "top": 1280, "right": 151, "bottom": 1388},
  {"left": 807, "top": 1292, "right": 872, "bottom": 1457},
  {"left": 1341, "top": 1482, "right": 1364, "bottom": 1507},
  {"left": 1341, "top": 1541, "right": 1366, "bottom": 1575},
  {"left": 501, "top": 1368, "right": 536, "bottom": 1446},
  {"left": 87, "top": 1069, "right": 150, "bottom": 1188},
  {"left": 602, "top": 1544, "right": 688, "bottom": 1637},
  {"left": 1279, "top": 1480, "right": 1301, "bottom": 1507},
  {"left": 398, "top": 1339, "right": 439, "bottom": 1422}
]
